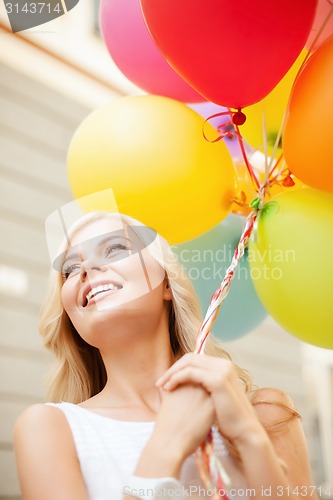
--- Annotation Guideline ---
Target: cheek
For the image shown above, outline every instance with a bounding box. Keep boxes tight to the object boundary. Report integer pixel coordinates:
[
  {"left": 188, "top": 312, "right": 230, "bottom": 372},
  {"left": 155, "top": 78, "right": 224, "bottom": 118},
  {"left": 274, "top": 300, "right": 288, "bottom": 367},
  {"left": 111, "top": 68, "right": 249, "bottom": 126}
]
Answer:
[
  {"left": 61, "top": 283, "right": 86, "bottom": 335},
  {"left": 123, "top": 252, "right": 164, "bottom": 291},
  {"left": 61, "top": 280, "right": 77, "bottom": 314},
  {"left": 145, "top": 260, "right": 165, "bottom": 289}
]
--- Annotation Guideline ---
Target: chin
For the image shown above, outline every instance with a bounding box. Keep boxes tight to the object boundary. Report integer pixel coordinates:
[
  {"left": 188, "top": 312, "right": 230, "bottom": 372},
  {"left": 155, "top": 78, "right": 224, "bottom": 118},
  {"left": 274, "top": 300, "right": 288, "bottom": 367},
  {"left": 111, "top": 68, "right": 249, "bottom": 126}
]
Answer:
[{"left": 75, "top": 300, "right": 167, "bottom": 350}]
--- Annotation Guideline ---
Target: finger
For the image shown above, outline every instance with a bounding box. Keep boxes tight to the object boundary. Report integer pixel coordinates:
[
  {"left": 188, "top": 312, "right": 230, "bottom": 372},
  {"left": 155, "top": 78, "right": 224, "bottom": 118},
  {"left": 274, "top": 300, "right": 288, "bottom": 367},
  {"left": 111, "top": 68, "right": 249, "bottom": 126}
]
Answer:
[
  {"left": 163, "top": 366, "right": 217, "bottom": 392},
  {"left": 156, "top": 353, "right": 199, "bottom": 386},
  {"left": 157, "top": 355, "right": 235, "bottom": 391},
  {"left": 156, "top": 353, "right": 231, "bottom": 387}
]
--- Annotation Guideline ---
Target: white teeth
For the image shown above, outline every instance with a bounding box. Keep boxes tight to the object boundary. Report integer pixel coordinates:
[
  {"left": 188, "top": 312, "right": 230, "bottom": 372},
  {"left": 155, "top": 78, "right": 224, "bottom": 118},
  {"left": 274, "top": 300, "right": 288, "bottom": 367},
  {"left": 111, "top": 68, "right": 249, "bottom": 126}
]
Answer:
[{"left": 86, "top": 283, "right": 121, "bottom": 304}]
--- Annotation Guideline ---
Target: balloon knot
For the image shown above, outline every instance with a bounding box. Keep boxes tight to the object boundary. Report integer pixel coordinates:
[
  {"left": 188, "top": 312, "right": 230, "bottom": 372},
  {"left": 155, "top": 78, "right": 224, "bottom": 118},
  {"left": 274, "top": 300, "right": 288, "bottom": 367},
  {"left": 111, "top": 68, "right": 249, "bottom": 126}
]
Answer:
[
  {"left": 232, "top": 191, "right": 247, "bottom": 206},
  {"left": 282, "top": 173, "right": 296, "bottom": 187},
  {"left": 249, "top": 196, "right": 261, "bottom": 210},
  {"left": 217, "top": 124, "right": 235, "bottom": 140},
  {"left": 232, "top": 109, "right": 246, "bottom": 126}
]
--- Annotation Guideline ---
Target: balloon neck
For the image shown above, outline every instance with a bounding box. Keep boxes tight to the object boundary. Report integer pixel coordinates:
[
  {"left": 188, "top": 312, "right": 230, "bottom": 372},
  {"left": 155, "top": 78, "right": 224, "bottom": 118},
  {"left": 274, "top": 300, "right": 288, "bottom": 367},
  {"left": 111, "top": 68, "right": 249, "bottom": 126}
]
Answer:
[
  {"left": 232, "top": 109, "right": 247, "bottom": 126},
  {"left": 282, "top": 173, "right": 296, "bottom": 187}
]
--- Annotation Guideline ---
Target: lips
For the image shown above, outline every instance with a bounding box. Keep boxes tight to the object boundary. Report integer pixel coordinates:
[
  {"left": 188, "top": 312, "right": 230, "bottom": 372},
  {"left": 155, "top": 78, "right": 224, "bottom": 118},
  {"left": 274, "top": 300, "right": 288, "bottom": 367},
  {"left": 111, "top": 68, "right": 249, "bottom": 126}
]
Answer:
[{"left": 82, "top": 281, "right": 123, "bottom": 307}]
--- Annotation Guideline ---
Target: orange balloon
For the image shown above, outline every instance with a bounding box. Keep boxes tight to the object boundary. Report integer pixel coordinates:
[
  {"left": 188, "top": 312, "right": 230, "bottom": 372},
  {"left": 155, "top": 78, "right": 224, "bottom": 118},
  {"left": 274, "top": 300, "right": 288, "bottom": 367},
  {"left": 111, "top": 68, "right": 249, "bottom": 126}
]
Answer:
[{"left": 283, "top": 36, "right": 333, "bottom": 193}]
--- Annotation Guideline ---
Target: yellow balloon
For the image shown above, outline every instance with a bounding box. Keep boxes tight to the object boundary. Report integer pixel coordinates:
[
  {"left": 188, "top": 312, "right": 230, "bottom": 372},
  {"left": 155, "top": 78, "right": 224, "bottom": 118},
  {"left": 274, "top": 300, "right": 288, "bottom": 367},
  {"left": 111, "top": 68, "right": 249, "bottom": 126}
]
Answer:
[
  {"left": 241, "top": 50, "right": 307, "bottom": 151},
  {"left": 67, "top": 95, "right": 236, "bottom": 244},
  {"left": 248, "top": 189, "right": 333, "bottom": 349}
]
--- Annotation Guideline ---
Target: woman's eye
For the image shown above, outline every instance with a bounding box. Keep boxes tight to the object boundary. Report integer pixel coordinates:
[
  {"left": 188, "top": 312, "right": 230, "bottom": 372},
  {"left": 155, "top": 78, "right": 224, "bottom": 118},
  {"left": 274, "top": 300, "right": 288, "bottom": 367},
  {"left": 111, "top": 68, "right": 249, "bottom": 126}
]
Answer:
[
  {"left": 105, "top": 243, "right": 129, "bottom": 258},
  {"left": 62, "top": 263, "right": 81, "bottom": 280}
]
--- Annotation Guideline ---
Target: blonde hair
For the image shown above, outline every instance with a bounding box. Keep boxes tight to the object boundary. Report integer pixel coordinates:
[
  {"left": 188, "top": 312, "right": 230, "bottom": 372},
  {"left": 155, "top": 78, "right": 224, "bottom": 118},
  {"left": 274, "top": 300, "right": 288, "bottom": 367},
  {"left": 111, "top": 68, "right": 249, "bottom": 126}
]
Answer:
[{"left": 40, "top": 212, "right": 253, "bottom": 403}]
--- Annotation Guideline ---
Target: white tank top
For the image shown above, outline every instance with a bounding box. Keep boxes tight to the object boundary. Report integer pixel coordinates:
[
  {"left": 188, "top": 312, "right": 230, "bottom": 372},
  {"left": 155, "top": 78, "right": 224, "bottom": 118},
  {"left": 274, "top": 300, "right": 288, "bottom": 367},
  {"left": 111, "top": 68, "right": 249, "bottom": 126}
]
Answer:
[{"left": 46, "top": 402, "right": 246, "bottom": 500}]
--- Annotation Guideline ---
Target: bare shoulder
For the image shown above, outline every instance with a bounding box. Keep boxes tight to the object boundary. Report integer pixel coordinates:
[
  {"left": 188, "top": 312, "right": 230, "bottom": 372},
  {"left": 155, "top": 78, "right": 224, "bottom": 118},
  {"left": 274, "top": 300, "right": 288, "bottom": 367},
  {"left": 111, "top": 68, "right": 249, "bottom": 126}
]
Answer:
[
  {"left": 250, "top": 386, "right": 295, "bottom": 407},
  {"left": 14, "top": 403, "right": 74, "bottom": 447},
  {"left": 15, "top": 402, "right": 66, "bottom": 424},
  {"left": 250, "top": 387, "right": 300, "bottom": 430},
  {"left": 250, "top": 388, "right": 314, "bottom": 487},
  {"left": 14, "top": 404, "right": 88, "bottom": 500}
]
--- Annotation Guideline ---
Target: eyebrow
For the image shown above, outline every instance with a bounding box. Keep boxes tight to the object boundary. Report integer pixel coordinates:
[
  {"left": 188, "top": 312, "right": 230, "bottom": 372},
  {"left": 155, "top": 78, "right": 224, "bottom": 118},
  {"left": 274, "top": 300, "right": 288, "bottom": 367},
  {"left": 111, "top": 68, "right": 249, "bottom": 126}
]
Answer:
[
  {"left": 98, "top": 234, "right": 131, "bottom": 247},
  {"left": 61, "top": 234, "right": 132, "bottom": 270}
]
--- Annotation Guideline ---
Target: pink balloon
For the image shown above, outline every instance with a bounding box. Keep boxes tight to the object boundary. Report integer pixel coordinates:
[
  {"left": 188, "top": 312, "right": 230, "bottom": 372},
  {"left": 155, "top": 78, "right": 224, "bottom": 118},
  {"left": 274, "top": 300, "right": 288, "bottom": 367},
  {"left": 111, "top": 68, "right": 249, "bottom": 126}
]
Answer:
[
  {"left": 99, "top": 0, "right": 204, "bottom": 102},
  {"left": 306, "top": 0, "right": 333, "bottom": 50}
]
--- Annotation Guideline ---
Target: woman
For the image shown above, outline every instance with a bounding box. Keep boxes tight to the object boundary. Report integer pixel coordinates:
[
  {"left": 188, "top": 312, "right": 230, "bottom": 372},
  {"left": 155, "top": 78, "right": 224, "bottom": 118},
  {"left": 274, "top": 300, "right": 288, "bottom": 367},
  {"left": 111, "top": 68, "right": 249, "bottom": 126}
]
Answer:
[{"left": 14, "top": 212, "right": 316, "bottom": 500}]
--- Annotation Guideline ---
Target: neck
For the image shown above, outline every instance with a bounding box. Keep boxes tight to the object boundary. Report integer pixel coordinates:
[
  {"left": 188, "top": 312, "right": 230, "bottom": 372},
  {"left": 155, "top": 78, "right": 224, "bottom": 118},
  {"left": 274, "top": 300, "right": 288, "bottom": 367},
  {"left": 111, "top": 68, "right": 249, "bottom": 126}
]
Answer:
[{"left": 98, "top": 316, "right": 177, "bottom": 413}]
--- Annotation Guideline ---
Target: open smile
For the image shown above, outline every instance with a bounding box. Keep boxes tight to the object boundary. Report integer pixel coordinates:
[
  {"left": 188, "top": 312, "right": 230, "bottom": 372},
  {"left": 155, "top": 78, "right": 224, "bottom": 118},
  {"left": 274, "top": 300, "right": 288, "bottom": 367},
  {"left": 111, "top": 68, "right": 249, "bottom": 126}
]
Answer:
[{"left": 83, "top": 283, "right": 123, "bottom": 307}]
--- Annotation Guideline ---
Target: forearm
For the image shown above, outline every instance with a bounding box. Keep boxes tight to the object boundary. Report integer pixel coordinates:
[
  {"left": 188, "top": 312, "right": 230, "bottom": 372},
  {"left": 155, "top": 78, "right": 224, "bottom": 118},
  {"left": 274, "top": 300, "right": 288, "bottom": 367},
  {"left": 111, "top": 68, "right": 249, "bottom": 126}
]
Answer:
[
  {"left": 236, "top": 430, "right": 299, "bottom": 500},
  {"left": 129, "top": 385, "right": 214, "bottom": 479},
  {"left": 122, "top": 433, "right": 184, "bottom": 500},
  {"left": 134, "top": 433, "right": 184, "bottom": 478}
]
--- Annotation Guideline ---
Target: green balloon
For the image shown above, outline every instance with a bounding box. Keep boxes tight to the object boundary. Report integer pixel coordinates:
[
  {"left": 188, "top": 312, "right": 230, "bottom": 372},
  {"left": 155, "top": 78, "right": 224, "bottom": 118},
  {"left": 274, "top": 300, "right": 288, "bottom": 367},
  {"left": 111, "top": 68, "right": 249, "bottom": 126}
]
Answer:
[{"left": 248, "top": 188, "right": 333, "bottom": 349}]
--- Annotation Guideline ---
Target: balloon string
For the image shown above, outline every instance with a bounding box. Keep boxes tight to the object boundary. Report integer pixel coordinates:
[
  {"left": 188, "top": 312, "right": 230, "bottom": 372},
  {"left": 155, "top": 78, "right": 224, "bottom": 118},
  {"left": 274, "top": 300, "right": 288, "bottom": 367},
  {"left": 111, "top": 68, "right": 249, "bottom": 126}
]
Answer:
[
  {"left": 193, "top": 205, "right": 263, "bottom": 498},
  {"left": 266, "top": 153, "right": 284, "bottom": 184},
  {"left": 233, "top": 122, "right": 261, "bottom": 191},
  {"left": 193, "top": 130, "right": 270, "bottom": 491},
  {"left": 195, "top": 430, "right": 230, "bottom": 500},
  {"left": 202, "top": 111, "right": 235, "bottom": 143},
  {"left": 202, "top": 109, "right": 261, "bottom": 193},
  {"left": 198, "top": 93, "right": 289, "bottom": 496},
  {"left": 194, "top": 205, "right": 262, "bottom": 355}
]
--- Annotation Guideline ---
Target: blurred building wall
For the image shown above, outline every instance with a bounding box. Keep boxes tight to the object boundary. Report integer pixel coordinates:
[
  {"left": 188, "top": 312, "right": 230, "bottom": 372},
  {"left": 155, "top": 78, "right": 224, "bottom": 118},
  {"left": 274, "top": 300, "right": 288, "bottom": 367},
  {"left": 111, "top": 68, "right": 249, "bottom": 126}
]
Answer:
[{"left": 0, "top": 62, "right": 94, "bottom": 498}]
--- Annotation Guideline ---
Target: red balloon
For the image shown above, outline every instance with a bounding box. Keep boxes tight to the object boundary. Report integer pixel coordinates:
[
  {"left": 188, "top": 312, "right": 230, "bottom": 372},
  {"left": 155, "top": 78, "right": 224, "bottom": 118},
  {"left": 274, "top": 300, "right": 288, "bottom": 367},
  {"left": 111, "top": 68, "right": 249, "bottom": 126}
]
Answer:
[
  {"left": 99, "top": 0, "right": 204, "bottom": 102},
  {"left": 140, "top": 0, "right": 317, "bottom": 108}
]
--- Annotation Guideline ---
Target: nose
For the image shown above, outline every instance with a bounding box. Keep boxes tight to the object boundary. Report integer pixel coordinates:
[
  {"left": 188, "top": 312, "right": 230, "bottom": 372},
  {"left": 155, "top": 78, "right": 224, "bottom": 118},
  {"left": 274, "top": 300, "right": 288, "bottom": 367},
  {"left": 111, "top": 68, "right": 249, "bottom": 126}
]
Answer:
[{"left": 80, "top": 260, "right": 107, "bottom": 282}]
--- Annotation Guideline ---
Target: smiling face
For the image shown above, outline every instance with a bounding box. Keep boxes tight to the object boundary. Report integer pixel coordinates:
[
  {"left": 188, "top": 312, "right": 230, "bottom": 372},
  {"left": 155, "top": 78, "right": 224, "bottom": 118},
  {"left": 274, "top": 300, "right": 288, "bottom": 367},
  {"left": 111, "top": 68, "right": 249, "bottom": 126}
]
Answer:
[{"left": 59, "top": 216, "right": 171, "bottom": 349}]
